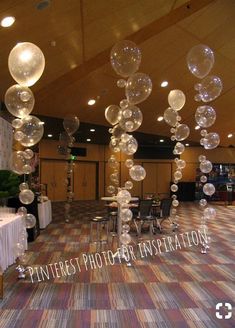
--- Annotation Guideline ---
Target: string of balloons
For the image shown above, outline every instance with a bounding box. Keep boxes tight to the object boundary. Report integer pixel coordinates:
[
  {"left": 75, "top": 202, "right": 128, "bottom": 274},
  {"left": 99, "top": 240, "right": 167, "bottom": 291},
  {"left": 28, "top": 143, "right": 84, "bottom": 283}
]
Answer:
[
  {"left": 186, "top": 44, "right": 222, "bottom": 253},
  {"left": 106, "top": 40, "right": 152, "bottom": 246}
]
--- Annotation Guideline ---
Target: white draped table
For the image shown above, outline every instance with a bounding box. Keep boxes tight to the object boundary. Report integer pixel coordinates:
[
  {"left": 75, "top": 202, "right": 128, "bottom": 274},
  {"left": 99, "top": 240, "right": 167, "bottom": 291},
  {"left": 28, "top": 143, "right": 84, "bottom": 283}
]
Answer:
[{"left": 38, "top": 200, "right": 52, "bottom": 229}]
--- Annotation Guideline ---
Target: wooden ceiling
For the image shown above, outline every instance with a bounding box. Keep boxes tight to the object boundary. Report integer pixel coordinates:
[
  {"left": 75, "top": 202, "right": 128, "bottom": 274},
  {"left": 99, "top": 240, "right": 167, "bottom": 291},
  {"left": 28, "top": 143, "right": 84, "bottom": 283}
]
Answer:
[{"left": 0, "top": 0, "right": 235, "bottom": 146}]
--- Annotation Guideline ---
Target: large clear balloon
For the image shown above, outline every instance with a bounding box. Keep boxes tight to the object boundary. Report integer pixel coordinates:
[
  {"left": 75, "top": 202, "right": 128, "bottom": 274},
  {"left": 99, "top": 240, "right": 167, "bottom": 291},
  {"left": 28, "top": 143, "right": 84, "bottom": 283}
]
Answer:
[
  {"left": 119, "top": 134, "right": 138, "bottom": 155},
  {"left": 164, "top": 107, "right": 178, "bottom": 127},
  {"left": 186, "top": 44, "right": 214, "bottom": 79},
  {"left": 175, "top": 124, "right": 190, "bottom": 141},
  {"left": 202, "top": 132, "right": 220, "bottom": 149},
  {"left": 8, "top": 42, "right": 45, "bottom": 86},
  {"left": 25, "top": 213, "right": 36, "bottom": 228},
  {"left": 19, "top": 189, "right": 35, "bottom": 205},
  {"left": 105, "top": 105, "right": 122, "bottom": 125},
  {"left": 168, "top": 90, "right": 186, "bottom": 111},
  {"left": 198, "top": 75, "right": 223, "bottom": 102},
  {"left": 195, "top": 105, "right": 216, "bottom": 128},
  {"left": 11, "top": 151, "right": 27, "bottom": 175},
  {"left": 110, "top": 40, "right": 141, "bottom": 77},
  {"left": 125, "top": 73, "right": 152, "bottom": 105},
  {"left": 63, "top": 115, "right": 79, "bottom": 135},
  {"left": 16, "top": 115, "right": 44, "bottom": 147},
  {"left": 129, "top": 165, "right": 146, "bottom": 181},
  {"left": 203, "top": 183, "right": 215, "bottom": 196},
  {"left": 5, "top": 84, "right": 35, "bottom": 118},
  {"left": 116, "top": 189, "right": 131, "bottom": 204},
  {"left": 200, "top": 160, "right": 212, "bottom": 173},
  {"left": 119, "top": 106, "right": 143, "bottom": 132}
]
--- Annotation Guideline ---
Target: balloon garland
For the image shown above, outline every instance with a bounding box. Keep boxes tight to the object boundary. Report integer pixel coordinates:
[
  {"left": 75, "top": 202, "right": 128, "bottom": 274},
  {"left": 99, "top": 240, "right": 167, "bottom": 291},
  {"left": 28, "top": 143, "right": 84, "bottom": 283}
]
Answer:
[
  {"left": 186, "top": 44, "right": 222, "bottom": 253},
  {"left": 106, "top": 40, "right": 151, "bottom": 247}
]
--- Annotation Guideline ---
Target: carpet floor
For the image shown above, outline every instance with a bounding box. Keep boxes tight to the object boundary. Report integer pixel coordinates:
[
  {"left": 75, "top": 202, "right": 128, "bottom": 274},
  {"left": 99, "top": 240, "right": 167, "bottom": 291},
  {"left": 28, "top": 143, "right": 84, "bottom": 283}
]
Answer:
[{"left": 0, "top": 201, "right": 234, "bottom": 328}]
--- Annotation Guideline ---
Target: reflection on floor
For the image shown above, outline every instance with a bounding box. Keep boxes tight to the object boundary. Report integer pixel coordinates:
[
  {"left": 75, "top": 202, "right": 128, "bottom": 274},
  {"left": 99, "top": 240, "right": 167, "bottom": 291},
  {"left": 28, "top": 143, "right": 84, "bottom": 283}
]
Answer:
[{"left": 0, "top": 201, "right": 235, "bottom": 328}]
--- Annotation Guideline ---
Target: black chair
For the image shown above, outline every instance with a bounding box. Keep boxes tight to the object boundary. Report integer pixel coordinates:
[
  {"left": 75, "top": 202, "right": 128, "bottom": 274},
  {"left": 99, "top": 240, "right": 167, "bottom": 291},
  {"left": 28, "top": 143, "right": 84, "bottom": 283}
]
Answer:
[
  {"left": 156, "top": 198, "right": 178, "bottom": 232},
  {"left": 133, "top": 199, "right": 156, "bottom": 237}
]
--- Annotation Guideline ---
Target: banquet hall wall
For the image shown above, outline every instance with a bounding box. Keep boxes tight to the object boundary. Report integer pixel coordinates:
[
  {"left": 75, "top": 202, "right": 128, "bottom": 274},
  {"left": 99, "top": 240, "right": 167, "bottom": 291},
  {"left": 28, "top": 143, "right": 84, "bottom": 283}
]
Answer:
[{"left": 39, "top": 140, "right": 235, "bottom": 201}]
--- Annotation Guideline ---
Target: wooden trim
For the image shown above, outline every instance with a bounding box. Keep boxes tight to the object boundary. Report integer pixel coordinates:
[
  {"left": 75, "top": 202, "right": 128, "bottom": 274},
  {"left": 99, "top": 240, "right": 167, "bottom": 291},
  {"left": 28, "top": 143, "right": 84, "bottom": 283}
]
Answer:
[{"left": 0, "top": 273, "right": 3, "bottom": 299}]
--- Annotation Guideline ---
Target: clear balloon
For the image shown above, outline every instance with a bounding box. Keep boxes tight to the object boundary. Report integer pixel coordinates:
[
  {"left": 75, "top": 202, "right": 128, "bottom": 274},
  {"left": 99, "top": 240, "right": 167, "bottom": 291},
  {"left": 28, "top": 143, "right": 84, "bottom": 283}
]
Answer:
[
  {"left": 203, "top": 207, "right": 216, "bottom": 219},
  {"left": 195, "top": 105, "right": 216, "bottom": 128},
  {"left": 200, "top": 175, "right": 207, "bottom": 183},
  {"left": 23, "top": 149, "right": 34, "bottom": 160},
  {"left": 14, "top": 131, "right": 24, "bottom": 141},
  {"left": 200, "top": 160, "right": 212, "bottom": 173},
  {"left": 19, "top": 189, "right": 34, "bottom": 205},
  {"left": 168, "top": 90, "right": 186, "bottom": 111},
  {"left": 175, "top": 124, "right": 190, "bottom": 141},
  {"left": 117, "top": 79, "right": 126, "bottom": 88},
  {"left": 171, "top": 184, "right": 178, "bottom": 192},
  {"left": 16, "top": 115, "right": 44, "bottom": 147},
  {"left": 119, "top": 106, "right": 143, "bottom": 132},
  {"left": 108, "top": 155, "right": 119, "bottom": 169},
  {"left": 174, "top": 170, "right": 182, "bottom": 180},
  {"left": 12, "top": 118, "right": 23, "bottom": 129},
  {"left": 120, "top": 232, "right": 132, "bottom": 245},
  {"left": 199, "top": 75, "right": 223, "bottom": 102},
  {"left": 22, "top": 164, "right": 32, "bottom": 174},
  {"left": 13, "top": 242, "right": 24, "bottom": 257},
  {"left": 199, "top": 198, "right": 207, "bottom": 207},
  {"left": 125, "top": 73, "right": 152, "bottom": 105},
  {"left": 110, "top": 40, "right": 141, "bottom": 77},
  {"left": 163, "top": 107, "right": 178, "bottom": 127},
  {"left": 17, "top": 206, "right": 27, "bottom": 217},
  {"left": 203, "top": 183, "right": 215, "bottom": 196},
  {"left": 8, "top": 42, "right": 45, "bottom": 86},
  {"left": 105, "top": 105, "right": 122, "bottom": 125},
  {"left": 5, "top": 84, "right": 35, "bottom": 118},
  {"left": 25, "top": 213, "right": 36, "bottom": 228},
  {"left": 129, "top": 165, "right": 146, "bottom": 181},
  {"left": 186, "top": 44, "right": 214, "bottom": 79},
  {"left": 125, "top": 159, "right": 134, "bottom": 168},
  {"left": 116, "top": 189, "right": 131, "bottom": 204},
  {"left": 112, "top": 124, "right": 125, "bottom": 139},
  {"left": 121, "top": 208, "right": 133, "bottom": 222},
  {"left": 119, "top": 135, "right": 138, "bottom": 155},
  {"left": 198, "top": 155, "right": 206, "bottom": 162},
  {"left": 125, "top": 181, "right": 133, "bottom": 190},
  {"left": 109, "top": 138, "right": 120, "bottom": 153},
  {"left": 120, "top": 99, "right": 129, "bottom": 109},
  {"left": 177, "top": 159, "right": 186, "bottom": 169},
  {"left": 11, "top": 151, "right": 27, "bottom": 175},
  {"left": 122, "top": 224, "right": 130, "bottom": 233},
  {"left": 172, "top": 199, "right": 179, "bottom": 207},
  {"left": 203, "top": 132, "right": 220, "bottom": 150},
  {"left": 107, "top": 185, "right": 116, "bottom": 194},
  {"left": 63, "top": 115, "right": 80, "bottom": 135},
  {"left": 19, "top": 182, "right": 29, "bottom": 191},
  {"left": 174, "top": 142, "right": 185, "bottom": 155}
]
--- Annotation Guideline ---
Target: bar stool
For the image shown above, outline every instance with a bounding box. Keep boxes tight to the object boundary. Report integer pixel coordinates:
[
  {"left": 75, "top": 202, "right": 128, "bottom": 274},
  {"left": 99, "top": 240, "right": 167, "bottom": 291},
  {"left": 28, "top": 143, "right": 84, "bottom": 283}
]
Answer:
[{"left": 90, "top": 216, "right": 109, "bottom": 243}]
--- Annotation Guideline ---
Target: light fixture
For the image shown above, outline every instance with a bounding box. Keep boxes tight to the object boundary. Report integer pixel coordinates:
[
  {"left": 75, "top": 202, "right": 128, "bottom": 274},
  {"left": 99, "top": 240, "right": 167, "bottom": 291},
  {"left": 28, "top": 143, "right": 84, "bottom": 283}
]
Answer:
[
  {"left": 160, "top": 139, "right": 164, "bottom": 143},
  {"left": 1, "top": 16, "right": 15, "bottom": 27},
  {"left": 185, "top": 143, "right": 189, "bottom": 146},
  {"left": 157, "top": 116, "right": 164, "bottom": 122},
  {"left": 47, "top": 134, "right": 53, "bottom": 138},
  {"left": 228, "top": 133, "right": 233, "bottom": 138},
  {"left": 195, "top": 125, "right": 200, "bottom": 130},
  {"left": 88, "top": 99, "right": 96, "bottom": 106},
  {"left": 90, "top": 128, "right": 95, "bottom": 132},
  {"left": 86, "top": 138, "right": 91, "bottom": 142},
  {"left": 161, "top": 81, "right": 168, "bottom": 88}
]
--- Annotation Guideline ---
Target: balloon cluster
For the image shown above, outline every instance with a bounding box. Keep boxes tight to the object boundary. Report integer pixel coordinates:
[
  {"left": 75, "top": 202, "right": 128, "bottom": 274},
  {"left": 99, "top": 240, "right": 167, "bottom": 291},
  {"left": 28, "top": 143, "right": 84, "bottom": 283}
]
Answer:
[
  {"left": 107, "top": 40, "right": 151, "bottom": 245},
  {"left": 58, "top": 115, "right": 80, "bottom": 223},
  {"left": 187, "top": 44, "right": 222, "bottom": 253},
  {"left": 163, "top": 90, "right": 189, "bottom": 229}
]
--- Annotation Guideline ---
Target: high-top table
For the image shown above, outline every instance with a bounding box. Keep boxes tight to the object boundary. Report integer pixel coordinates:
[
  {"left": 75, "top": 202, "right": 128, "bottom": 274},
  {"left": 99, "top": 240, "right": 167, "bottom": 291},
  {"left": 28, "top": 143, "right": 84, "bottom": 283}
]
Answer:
[{"left": 0, "top": 213, "right": 27, "bottom": 298}]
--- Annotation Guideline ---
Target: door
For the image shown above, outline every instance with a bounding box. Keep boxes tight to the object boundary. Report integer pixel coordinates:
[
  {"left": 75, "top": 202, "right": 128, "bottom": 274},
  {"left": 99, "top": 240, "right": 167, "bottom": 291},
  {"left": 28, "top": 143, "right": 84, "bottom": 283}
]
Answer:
[{"left": 74, "top": 162, "right": 97, "bottom": 200}]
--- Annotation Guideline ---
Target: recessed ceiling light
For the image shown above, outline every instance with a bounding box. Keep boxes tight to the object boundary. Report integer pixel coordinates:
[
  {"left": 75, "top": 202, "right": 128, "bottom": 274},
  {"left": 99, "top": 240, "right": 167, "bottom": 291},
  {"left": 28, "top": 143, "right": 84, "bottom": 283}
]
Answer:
[
  {"left": 195, "top": 125, "right": 200, "bottom": 130},
  {"left": 47, "top": 134, "right": 53, "bottom": 138},
  {"left": 161, "top": 81, "right": 168, "bottom": 88},
  {"left": 185, "top": 143, "right": 189, "bottom": 146},
  {"left": 1, "top": 16, "right": 15, "bottom": 27},
  {"left": 228, "top": 133, "right": 233, "bottom": 138},
  {"left": 88, "top": 99, "right": 96, "bottom": 106},
  {"left": 86, "top": 138, "right": 91, "bottom": 142},
  {"left": 160, "top": 139, "right": 164, "bottom": 143},
  {"left": 157, "top": 116, "right": 164, "bottom": 122},
  {"left": 90, "top": 129, "right": 95, "bottom": 132}
]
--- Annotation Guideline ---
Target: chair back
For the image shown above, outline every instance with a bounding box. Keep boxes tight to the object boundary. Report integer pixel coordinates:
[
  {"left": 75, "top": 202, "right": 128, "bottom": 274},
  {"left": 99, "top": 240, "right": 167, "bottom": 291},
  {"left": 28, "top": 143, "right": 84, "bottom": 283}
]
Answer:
[
  {"left": 139, "top": 199, "right": 153, "bottom": 217},
  {"left": 160, "top": 198, "right": 172, "bottom": 217}
]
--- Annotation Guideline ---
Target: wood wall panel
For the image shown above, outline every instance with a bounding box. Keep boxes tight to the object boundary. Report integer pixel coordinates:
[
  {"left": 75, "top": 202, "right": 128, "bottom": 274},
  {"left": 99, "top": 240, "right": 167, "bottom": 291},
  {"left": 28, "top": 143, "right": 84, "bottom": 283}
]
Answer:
[{"left": 73, "top": 162, "right": 97, "bottom": 200}]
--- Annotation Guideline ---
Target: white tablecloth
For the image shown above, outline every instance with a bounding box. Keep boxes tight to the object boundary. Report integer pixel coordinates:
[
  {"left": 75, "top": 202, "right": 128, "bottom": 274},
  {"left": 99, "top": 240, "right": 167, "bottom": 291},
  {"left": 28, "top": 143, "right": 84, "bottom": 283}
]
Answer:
[
  {"left": 0, "top": 214, "right": 27, "bottom": 272},
  {"left": 38, "top": 200, "right": 52, "bottom": 229}
]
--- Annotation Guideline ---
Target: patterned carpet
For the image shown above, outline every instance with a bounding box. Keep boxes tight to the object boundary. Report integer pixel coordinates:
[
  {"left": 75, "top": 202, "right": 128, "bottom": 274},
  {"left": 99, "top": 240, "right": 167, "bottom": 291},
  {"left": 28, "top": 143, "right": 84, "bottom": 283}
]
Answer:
[{"left": 0, "top": 201, "right": 235, "bottom": 328}]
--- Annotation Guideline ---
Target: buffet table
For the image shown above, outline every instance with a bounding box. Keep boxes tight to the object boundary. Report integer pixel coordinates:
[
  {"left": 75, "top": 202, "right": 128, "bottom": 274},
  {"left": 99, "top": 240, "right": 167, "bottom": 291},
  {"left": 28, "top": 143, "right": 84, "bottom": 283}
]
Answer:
[{"left": 38, "top": 200, "right": 52, "bottom": 229}]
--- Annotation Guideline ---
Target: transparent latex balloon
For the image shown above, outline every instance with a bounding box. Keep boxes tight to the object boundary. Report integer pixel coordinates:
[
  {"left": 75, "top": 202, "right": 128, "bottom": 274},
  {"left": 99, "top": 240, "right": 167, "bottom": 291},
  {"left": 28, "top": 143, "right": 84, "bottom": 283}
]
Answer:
[
  {"left": 172, "top": 199, "right": 179, "bottom": 207},
  {"left": 5, "top": 84, "right": 35, "bottom": 118},
  {"left": 17, "top": 206, "right": 27, "bottom": 217},
  {"left": 14, "top": 131, "right": 24, "bottom": 141},
  {"left": 171, "top": 184, "right": 178, "bottom": 192},
  {"left": 121, "top": 208, "right": 133, "bottom": 222},
  {"left": 19, "top": 182, "right": 29, "bottom": 191},
  {"left": 22, "top": 164, "right": 32, "bottom": 174},
  {"left": 63, "top": 115, "right": 80, "bottom": 135},
  {"left": 108, "top": 155, "right": 119, "bottom": 169},
  {"left": 174, "top": 170, "right": 182, "bottom": 180},
  {"left": 203, "top": 132, "right": 220, "bottom": 150},
  {"left": 195, "top": 105, "right": 216, "bottom": 128},
  {"left": 116, "top": 189, "right": 131, "bottom": 204},
  {"left": 125, "top": 180, "right": 133, "bottom": 190},
  {"left": 125, "top": 159, "right": 134, "bottom": 168},
  {"left": 129, "top": 165, "right": 146, "bottom": 181},
  {"left": 199, "top": 198, "right": 207, "bottom": 207},
  {"left": 13, "top": 242, "right": 24, "bottom": 257},
  {"left": 19, "top": 189, "right": 34, "bottom": 205},
  {"left": 12, "top": 118, "right": 23, "bottom": 129},
  {"left": 107, "top": 185, "right": 116, "bottom": 194},
  {"left": 110, "top": 40, "right": 141, "bottom": 77},
  {"left": 25, "top": 213, "right": 36, "bottom": 228},
  {"left": 200, "top": 129, "right": 207, "bottom": 137},
  {"left": 109, "top": 138, "right": 120, "bottom": 153},
  {"left": 105, "top": 105, "right": 122, "bottom": 125},
  {"left": 198, "top": 155, "right": 206, "bottom": 162},
  {"left": 59, "top": 131, "right": 71, "bottom": 148},
  {"left": 122, "top": 224, "right": 130, "bottom": 233},
  {"left": 23, "top": 149, "right": 34, "bottom": 160},
  {"left": 174, "top": 142, "right": 185, "bottom": 155},
  {"left": 200, "top": 175, "right": 207, "bottom": 183},
  {"left": 203, "top": 207, "right": 216, "bottom": 219},
  {"left": 112, "top": 124, "right": 125, "bottom": 139},
  {"left": 16, "top": 115, "right": 44, "bottom": 147},
  {"left": 110, "top": 172, "right": 119, "bottom": 182},
  {"left": 11, "top": 151, "right": 27, "bottom": 174},
  {"left": 175, "top": 124, "right": 190, "bottom": 141},
  {"left": 125, "top": 73, "right": 152, "bottom": 105},
  {"left": 203, "top": 183, "right": 215, "bottom": 196},
  {"left": 176, "top": 159, "right": 186, "bottom": 169},
  {"left": 120, "top": 232, "right": 132, "bottom": 245},
  {"left": 163, "top": 107, "right": 178, "bottom": 127},
  {"left": 119, "top": 135, "right": 138, "bottom": 155},
  {"left": 117, "top": 79, "right": 126, "bottom": 88},
  {"left": 120, "top": 99, "right": 129, "bottom": 109},
  {"left": 186, "top": 44, "right": 214, "bottom": 79},
  {"left": 8, "top": 42, "right": 45, "bottom": 86},
  {"left": 168, "top": 90, "right": 186, "bottom": 111},
  {"left": 119, "top": 106, "right": 143, "bottom": 132},
  {"left": 200, "top": 160, "right": 212, "bottom": 173},
  {"left": 199, "top": 75, "right": 223, "bottom": 102}
]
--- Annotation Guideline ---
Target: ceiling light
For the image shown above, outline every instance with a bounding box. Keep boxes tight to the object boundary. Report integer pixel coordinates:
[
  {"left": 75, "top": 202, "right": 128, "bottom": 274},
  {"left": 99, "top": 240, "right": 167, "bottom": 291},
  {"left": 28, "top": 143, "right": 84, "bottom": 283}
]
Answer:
[
  {"left": 1, "top": 16, "right": 15, "bottom": 27},
  {"left": 90, "top": 129, "right": 95, "bottom": 132},
  {"left": 86, "top": 138, "right": 91, "bottom": 142},
  {"left": 228, "top": 133, "right": 233, "bottom": 138},
  {"left": 185, "top": 143, "right": 189, "bottom": 146},
  {"left": 161, "top": 81, "right": 168, "bottom": 88},
  {"left": 88, "top": 99, "right": 96, "bottom": 106},
  {"left": 47, "top": 134, "right": 53, "bottom": 138},
  {"left": 160, "top": 139, "right": 164, "bottom": 143},
  {"left": 157, "top": 116, "right": 164, "bottom": 122},
  {"left": 195, "top": 125, "right": 200, "bottom": 130}
]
